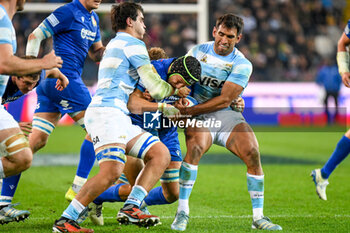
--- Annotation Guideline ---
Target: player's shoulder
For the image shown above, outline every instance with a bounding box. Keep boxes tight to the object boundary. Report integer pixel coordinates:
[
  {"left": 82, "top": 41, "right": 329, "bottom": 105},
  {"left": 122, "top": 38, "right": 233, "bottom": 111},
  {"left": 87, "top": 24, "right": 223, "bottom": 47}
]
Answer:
[
  {"left": 233, "top": 48, "right": 252, "bottom": 66},
  {"left": 119, "top": 33, "right": 145, "bottom": 46},
  {"left": 53, "top": 2, "right": 74, "bottom": 17},
  {"left": 0, "top": 7, "right": 12, "bottom": 27}
]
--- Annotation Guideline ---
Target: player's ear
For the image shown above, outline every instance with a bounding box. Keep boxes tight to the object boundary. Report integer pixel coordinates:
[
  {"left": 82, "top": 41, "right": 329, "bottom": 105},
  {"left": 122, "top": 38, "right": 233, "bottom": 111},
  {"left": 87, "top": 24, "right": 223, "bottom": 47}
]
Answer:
[
  {"left": 212, "top": 26, "right": 217, "bottom": 38},
  {"left": 126, "top": 17, "right": 133, "bottom": 27}
]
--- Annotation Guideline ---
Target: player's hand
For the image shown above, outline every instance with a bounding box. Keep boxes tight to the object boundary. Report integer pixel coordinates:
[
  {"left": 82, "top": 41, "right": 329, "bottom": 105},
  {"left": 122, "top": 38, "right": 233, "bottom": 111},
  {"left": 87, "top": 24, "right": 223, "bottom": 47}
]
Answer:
[
  {"left": 55, "top": 72, "right": 69, "bottom": 91},
  {"left": 42, "top": 50, "right": 63, "bottom": 69},
  {"left": 19, "top": 122, "right": 32, "bottom": 137},
  {"left": 174, "top": 98, "right": 190, "bottom": 116},
  {"left": 143, "top": 90, "right": 153, "bottom": 101},
  {"left": 341, "top": 72, "right": 350, "bottom": 88},
  {"left": 230, "top": 96, "right": 245, "bottom": 112},
  {"left": 175, "top": 87, "right": 191, "bottom": 98},
  {"left": 158, "top": 103, "right": 180, "bottom": 118}
]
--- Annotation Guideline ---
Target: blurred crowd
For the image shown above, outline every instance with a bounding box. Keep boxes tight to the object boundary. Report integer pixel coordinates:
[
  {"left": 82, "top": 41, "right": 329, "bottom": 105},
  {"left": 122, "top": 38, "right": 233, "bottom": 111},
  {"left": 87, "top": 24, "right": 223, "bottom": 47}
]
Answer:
[{"left": 13, "top": 0, "right": 350, "bottom": 84}]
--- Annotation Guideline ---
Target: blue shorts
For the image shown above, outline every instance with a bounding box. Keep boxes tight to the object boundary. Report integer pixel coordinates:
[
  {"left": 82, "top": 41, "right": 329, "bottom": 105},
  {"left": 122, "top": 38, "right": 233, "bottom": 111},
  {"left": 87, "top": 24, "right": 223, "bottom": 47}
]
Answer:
[
  {"left": 130, "top": 114, "right": 182, "bottom": 162},
  {"left": 35, "top": 78, "right": 91, "bottom": 115}
]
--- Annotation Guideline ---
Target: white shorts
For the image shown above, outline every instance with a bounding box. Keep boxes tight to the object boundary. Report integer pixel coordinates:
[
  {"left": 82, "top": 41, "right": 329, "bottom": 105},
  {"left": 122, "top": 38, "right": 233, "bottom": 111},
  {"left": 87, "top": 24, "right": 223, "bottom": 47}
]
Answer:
[
  {"left": 0, "top": 106, "right": 19, "bottom": 131},
  {"left": 194, "top": 110, "right": 246, "bottom": 147},
  {"left": 85, "top": 107, "right": 143, "bottom": 150}
]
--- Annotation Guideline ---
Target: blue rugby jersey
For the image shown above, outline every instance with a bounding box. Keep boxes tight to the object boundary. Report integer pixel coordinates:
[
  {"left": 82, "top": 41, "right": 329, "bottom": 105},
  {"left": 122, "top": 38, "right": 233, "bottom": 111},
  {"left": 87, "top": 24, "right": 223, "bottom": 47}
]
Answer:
[
  {"left": 0, "top": 5, "right": 16, "bottom": 101},
  {"left": 89, "top": 32, "right": 150, "bottom": 114},
  {"left": 187, "top": 41, "right": 252, "bottom": 109},
  {"left": 42, "top": 0, "right": 101, "bottom": 79},
  {"left": 2, "top": 70, "right": 45, "bottom": 105},
  {"left": 345, "top": 19, "right": 350, "bottom": 39}
]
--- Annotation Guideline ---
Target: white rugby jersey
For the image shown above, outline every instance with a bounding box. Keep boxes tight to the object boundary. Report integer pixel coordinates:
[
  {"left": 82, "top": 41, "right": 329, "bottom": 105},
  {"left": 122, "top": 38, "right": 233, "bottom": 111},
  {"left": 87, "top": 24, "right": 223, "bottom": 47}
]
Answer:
[
  {"left": 187, "top": 41, "right": 252, "bottom": 108},
  {"left": 89, "top": 32, "right": 150, "bottom": 114},
  {"left": 0, "top": 5, "right": 16, "bottom": 102}
]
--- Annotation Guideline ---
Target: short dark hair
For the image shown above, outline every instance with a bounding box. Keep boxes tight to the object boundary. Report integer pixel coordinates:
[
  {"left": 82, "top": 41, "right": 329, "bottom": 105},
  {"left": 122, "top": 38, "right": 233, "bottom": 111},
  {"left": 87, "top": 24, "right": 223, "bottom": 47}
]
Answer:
[
  {"left": 20, "top": 56, "right": 41, "bottom": 80},
  {"left": 168, "top": 56, "right": 201, "bottom": 86},
  {"left": 216, "top": 13, "right": 244, "bottom": 35},
  {"left": 111, "top": 2, "right": 144, "bottom": 32}
]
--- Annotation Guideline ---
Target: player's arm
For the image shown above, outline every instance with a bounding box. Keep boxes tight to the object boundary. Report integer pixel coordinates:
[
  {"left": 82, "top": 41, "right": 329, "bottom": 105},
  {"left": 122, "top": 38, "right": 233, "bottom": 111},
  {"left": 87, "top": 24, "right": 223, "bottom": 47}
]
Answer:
[
  {"left": 26, "top": 22, "right": 53, "bottom": 57},
  {"left": 0, "top": 44, "right": 62, "bottom": 76},
  {"left": 177, "top": 81, "right": 243, "bottom": 117},
  {"left": 88, "top": 41, "right": 105, "bottom": 62},
  {"left": 137, "top": 64, "right": 175, "bottom": 100},
  {"left": 45, "top": 68, "right": 69, "bottom": 90},
  {"left": 337, "top": 32, "right": 350, "bottom": 87},
  {"left": 128, "top": 89, "right": 179, "bottom": 117}
]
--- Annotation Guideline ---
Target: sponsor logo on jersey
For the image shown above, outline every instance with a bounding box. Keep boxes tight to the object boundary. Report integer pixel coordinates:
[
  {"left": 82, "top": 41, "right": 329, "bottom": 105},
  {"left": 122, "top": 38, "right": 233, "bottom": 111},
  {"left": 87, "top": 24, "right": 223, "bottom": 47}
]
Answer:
[
  {"left": 92, "top": 136, "right": 100, "bottom": 145},
  {"left": 59, "top": 100, "right": 72, "bottom": 110},
  {"left": 81, "top": 16, "right": 85, "bottom": 23},
  {"left": 81, "top": 28, "right": 96, "bottom": 41},
  {"left": 200, "top": 76, "right": 225, "bottom": 88}
]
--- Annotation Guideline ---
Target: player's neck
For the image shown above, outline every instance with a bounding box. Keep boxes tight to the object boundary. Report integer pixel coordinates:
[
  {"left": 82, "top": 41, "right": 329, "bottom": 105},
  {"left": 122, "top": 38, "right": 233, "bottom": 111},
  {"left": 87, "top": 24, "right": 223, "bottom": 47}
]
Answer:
[
  {"left": 0, "top": 1, "right": 16, "bottom": 19},
  {"left": 78, "top": 0, "right": 93, "bottom": 13}
]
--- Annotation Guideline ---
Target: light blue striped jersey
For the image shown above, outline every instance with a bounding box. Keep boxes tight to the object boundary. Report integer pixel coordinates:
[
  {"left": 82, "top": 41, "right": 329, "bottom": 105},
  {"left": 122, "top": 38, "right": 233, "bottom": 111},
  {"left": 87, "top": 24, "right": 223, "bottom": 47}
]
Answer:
[
  {"left": 345, "top": 19, "right": 350, "bottom": 39},
  {"left": 89, "top": 32, "right": 150, "bottom": 113},
  {"left": 187, "top": 41, "right": 252, "bottom": 110},
  {"left": 0, "top": 5, "right": 16, "bottom": 102}
]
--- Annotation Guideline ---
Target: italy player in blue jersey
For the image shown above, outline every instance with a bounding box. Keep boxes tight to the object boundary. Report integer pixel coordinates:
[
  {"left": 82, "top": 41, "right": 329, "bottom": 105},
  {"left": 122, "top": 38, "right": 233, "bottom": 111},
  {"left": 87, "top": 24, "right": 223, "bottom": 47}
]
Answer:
[
  {"left": 24, "top": 0, "right": 105, "bottom": 206},
  {"left": 0, "top": 0, "right": 62, "bottom": 224},
  {"left": 311, "top": 19, "right": 350, "bottom": 201},
  {"left": 52, "top": 3, "right": 182, "bottom": 232},
  {"left": 171, "top": 14, "right": 282, "bottom": 231}
]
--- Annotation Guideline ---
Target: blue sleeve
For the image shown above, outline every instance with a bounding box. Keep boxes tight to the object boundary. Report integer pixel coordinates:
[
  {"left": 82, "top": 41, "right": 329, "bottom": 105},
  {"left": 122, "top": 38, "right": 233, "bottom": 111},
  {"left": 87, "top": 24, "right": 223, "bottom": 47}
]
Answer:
[
  {"left": 345, "top": 20, "right": 350, "bottom": 39},
  {"left": 43, "top": 5, "right": 74, "bottom": 34},
  {"left": 226, "top": 59, "right": 252, "bottom": 89}
]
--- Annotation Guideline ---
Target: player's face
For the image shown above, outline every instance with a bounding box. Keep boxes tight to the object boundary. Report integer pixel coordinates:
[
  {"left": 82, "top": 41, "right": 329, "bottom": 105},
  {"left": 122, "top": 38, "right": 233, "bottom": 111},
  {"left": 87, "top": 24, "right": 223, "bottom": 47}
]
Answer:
[
  {"left": 213, "top": 24, "right": 241, "bottom": 56},
  {"left": 168, "top": 75, "right": 188, "bottom": 89},
  {"left": 133, "top": 11, "right": 146, "bottom": 40},
  {"left": 15, "top": 76, "right": 38, "bottom": 94},
  {"left": 84, "top": 0, "right": 101, "bottom": 11},
  {"left": 16, "top": 0, "right": 26, "bottom": 12}
]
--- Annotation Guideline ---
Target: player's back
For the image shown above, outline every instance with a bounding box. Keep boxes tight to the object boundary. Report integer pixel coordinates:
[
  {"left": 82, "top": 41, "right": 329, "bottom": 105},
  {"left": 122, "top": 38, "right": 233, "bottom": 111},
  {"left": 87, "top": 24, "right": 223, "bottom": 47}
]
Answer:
[
  {"left": 43, "top": 0, "right": 101, "bottom": 79},
  {"left": 0, "top": 5, "right": 16, "bottom": 98},
  {"left": 89, "top": 32, "right": 150, "bottom": 114},
  {"left": 189, "top": 41, "right": 252, "bottom": 106}
]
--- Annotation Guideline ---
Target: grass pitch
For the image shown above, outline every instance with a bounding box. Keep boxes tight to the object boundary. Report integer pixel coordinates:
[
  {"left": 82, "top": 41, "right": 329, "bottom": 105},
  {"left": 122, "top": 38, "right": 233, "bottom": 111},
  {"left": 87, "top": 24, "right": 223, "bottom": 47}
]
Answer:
[{"left": 2, "top": 125, "right": 349, "bottom": 232}]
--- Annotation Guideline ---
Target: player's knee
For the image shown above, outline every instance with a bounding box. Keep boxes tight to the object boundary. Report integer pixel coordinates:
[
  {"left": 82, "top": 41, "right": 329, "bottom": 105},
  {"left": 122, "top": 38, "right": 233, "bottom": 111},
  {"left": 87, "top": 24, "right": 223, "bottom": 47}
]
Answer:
[
  {"left": 189, "top": 144, "right": 205, "bottom": 161},
  {"left": 165, "top": 190, "right": 179, "bottom": 203},
  {"left": 17, "top": 150, "right": 33, "bottom": 172},
  {"left": 245, "top": 146, "right": 261, "bottom": 168}
]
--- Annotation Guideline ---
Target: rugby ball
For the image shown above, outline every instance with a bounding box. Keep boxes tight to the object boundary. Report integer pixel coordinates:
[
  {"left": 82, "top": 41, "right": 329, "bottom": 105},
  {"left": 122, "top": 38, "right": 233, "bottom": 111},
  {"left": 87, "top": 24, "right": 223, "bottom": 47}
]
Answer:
[{"left": 183, "top": 96, "right": 198, "bottom": 107}]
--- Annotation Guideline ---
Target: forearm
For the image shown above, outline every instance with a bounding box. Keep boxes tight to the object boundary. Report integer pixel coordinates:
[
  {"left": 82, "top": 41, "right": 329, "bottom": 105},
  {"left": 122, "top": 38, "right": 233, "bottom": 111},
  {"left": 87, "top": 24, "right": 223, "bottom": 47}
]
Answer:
[
  {"left": 137, "top": 64, "right": 174, "bottom": 100},
  {"left": 127, "top": 95, "right": 159, "bottom": 114},
  {"left": 0, "top": 55, "right": 45, "bottom": 76},
  {"left": 187, "top": 95, "right": 233, "bottom": 116},
  {"left": 89, "top": 46, "right": 105, "bottom": 62}
]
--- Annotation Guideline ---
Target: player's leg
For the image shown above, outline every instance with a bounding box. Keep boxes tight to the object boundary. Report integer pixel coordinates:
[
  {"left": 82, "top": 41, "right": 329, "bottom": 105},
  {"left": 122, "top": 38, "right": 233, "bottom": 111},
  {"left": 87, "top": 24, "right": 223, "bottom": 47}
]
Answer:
[
  {"left": 117, "top": 132, "right": 170, "bottom": 227},
  {"left": 311, "top": 128, "right": 350, "bottom": 200},
  {"left": 171, "top": 126, "right": 212, "bottom": 231},
  {"left": 226, "top": 122, "right": 281, "bottom": 230},
  {"left": 0, "top": 110, "right": 32, "bottom": 224},
  {"left": 65, "top": 111, "right": 96, "bottom": 202},
  {"left": 53, "top": 107, "right": 126, "bottom": 232}
]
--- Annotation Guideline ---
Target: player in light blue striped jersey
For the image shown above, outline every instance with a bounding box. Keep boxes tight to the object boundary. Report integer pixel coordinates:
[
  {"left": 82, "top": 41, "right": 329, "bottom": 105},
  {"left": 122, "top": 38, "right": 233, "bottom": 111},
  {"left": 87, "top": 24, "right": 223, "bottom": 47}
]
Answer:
[
  {"left": 0, "top": 0, "right": 62, "bottom": 225},
  {"left": 171, "top": 13, "right": 282, "bottom": 231},
  {"left": 53, "top": 2, "right": 178, "bottom": 232}
]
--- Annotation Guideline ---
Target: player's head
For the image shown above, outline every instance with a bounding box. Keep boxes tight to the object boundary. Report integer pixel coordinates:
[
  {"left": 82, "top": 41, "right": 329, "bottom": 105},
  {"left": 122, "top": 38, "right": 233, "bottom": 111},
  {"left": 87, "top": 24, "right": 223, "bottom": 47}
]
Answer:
[
  {"left": 111, "top": 2, "right": 145, "bottom": 39},
  {"left": 81, "top": 0, "right": 101, "bottom": 12},
  {"left": 13, "top": 56, "right": 41, "bottom": 94},
  {"left": 167, "top": 55, "right": 201, "bottom": 88},
  {"left": 16, "top": 0, "right": 26, "bottom": 12},
  {"left": 148, "top": 47, "right": 168, "bottom": 60},
  {"left": 213, "top": 13, "right": 244, "bottom": 56}
]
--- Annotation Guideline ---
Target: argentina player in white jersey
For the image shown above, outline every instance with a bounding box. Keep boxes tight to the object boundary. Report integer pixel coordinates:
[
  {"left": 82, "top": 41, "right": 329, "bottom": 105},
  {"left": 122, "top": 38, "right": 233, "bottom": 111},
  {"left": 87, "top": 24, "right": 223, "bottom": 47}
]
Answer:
[
  {"left": 311, "top": 19, "right": 350, "bottom": 201},
  {"left": 0, "top": 0, "right": 62, "bottom": 224},
  {"left": 171, "top": 14, "right": 282, "bottom": 231},
  {"left": 53, "top": 3, "right": 177, "bottom": 232}
]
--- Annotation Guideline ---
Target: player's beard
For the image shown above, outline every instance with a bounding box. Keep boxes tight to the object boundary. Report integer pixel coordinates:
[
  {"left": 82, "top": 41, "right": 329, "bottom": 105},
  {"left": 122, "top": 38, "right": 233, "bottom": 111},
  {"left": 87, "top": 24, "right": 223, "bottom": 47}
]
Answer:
[{"left": 16, "top": 0, "right": 26, "bottom": 11}]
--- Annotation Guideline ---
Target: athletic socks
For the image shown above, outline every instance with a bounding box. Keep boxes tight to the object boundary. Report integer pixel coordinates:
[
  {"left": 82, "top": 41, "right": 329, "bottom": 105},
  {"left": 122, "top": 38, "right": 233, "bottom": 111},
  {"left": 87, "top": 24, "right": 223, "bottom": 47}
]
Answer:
[
  {"left": 124, "top": 185, "right": 147, "bottom": 208},
  {"left": 177, "top": 162, "right": 198, "bottom": 215},
  {"left": 247, "top": 173, "right": 264, "bottom": 221},
  {"left": 62, "top": 199, "right": 85, "bottom": 221},
  {"left": 321, "top": 135, "right": 350, "bottom": 179},
  {"left": 94, "top": 183, "right": 126, "bottom": 205},
  {"left": 142, "top": 186, "right": 170, "bottom": 207},
  {"left": 0, "top": 174, "right": 21, "bottom": 206},
  {"left": 72, "top": 139, "right": 95, "bottom": 193}
]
